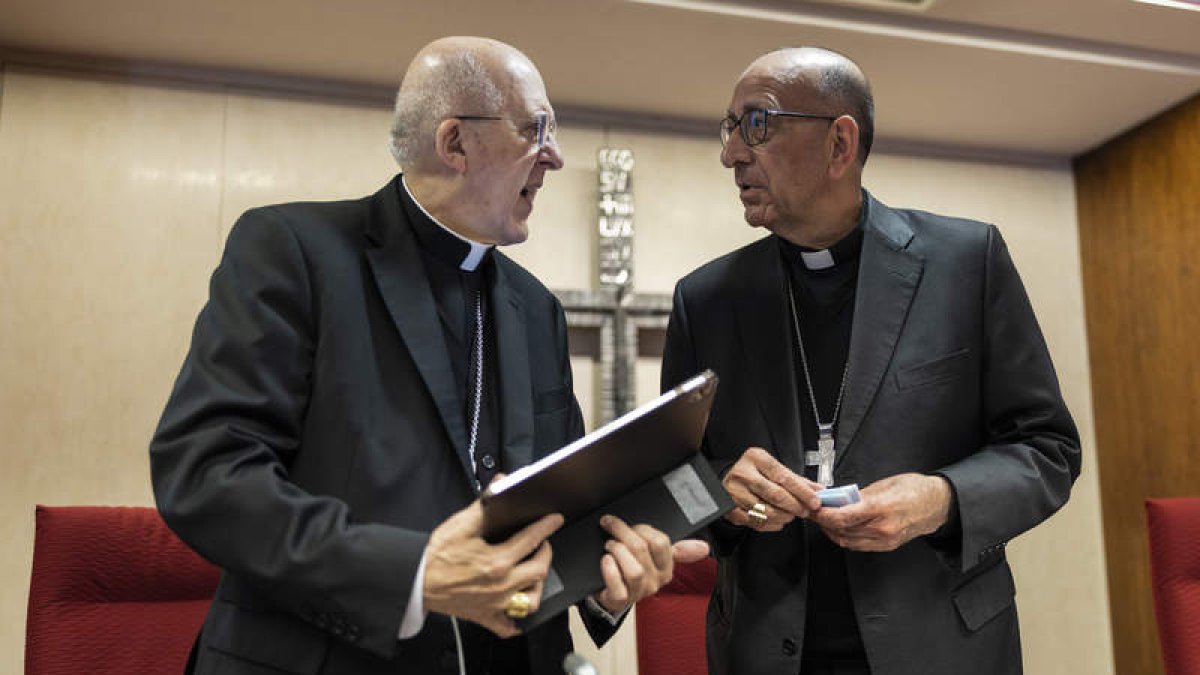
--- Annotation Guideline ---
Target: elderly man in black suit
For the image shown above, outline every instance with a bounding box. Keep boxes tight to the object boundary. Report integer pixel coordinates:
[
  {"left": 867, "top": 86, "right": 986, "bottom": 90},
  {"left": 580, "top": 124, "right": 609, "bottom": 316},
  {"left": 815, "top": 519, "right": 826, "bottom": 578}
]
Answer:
[
  {"left": 151, "top": 36, "right": 704, "bottom": 675},
  {"left": 662, "top": 46, "right": 1081, "bottom": 675}
]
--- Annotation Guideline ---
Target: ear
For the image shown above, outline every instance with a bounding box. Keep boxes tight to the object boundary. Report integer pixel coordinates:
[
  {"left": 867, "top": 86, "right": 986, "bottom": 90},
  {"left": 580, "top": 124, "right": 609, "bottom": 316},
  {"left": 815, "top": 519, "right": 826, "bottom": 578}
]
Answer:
[
  {"left": 826, "top": 115, "right": 860, "bottom": 179},
  {"left": 434, "top": 118, "right": 469, "bottom": 174}
]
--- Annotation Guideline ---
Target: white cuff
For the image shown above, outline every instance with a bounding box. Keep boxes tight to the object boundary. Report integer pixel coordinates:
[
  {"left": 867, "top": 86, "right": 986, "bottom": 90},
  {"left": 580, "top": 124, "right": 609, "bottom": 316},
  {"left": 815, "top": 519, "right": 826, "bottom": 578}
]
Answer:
[{"left": 397, "top": 549, "right": 429, "bottom": 639}]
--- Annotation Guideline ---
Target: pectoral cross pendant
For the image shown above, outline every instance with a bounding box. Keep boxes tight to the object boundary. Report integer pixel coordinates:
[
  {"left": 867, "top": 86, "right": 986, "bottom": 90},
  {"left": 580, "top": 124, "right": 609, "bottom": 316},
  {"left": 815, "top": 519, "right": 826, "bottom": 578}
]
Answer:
[
  {"left": 787, "top": 277, "right": 847, "bottom": 490},
  {"left": 805, "top": 422, "right": 836, "bottom": 487}
]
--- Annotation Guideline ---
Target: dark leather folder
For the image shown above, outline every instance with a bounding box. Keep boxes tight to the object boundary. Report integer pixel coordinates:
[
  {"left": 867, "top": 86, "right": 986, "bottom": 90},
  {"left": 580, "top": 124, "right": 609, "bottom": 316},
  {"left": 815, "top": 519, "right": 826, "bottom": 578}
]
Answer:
[{"left": 480, "top": 370, "right": 733, "bottom": 630}]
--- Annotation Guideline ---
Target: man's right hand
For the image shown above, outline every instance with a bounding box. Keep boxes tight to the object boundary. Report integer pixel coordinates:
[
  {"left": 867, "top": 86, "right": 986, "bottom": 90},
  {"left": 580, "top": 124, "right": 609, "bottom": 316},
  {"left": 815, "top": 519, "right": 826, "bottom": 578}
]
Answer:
[
  {"left": 721, "top": 447, "right": 822, "bottom": 532},
  {"left": 423, "top": 500, "right": 563, "bottom": 638}
]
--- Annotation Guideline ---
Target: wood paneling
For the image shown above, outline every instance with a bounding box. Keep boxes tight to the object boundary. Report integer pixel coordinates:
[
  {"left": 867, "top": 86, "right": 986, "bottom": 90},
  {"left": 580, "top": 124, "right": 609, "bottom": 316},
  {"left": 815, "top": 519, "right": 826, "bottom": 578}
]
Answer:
[{"left": 1075, "top": 92, "right": 1200, "bottom": 675}]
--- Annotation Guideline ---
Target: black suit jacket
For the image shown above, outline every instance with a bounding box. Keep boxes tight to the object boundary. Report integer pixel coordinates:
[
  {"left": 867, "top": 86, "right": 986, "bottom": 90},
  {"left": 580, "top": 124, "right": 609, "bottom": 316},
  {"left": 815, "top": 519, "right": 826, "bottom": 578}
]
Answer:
[
  {"left": 662, "top": 193, "right": 1081, "bottom": 675},
  {"left": 150, "top": 176, "right": 610, "bottom": 674}
]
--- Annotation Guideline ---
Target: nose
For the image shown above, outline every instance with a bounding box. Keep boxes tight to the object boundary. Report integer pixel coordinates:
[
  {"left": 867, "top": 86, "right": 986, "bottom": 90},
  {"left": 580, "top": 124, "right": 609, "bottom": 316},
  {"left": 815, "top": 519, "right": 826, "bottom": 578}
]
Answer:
[
  {"left": 720, "top": 132, "right": 749, "bottom": 169},
  {"left": 539, "top": 136, "right": 565, "bottom": 170}
]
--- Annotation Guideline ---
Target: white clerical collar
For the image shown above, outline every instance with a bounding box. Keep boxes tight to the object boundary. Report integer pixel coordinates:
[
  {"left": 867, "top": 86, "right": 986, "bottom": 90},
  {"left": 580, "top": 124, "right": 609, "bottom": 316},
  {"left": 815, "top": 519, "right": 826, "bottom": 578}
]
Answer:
[
  {"left": 800, "top": 249, "right": 835, "bottom": 270},
  {"left": 401, "top": 176, "right": 493, "bottom": 272},
  {"left": 796, "top": 194, "right": 869, "bottom": 271}
]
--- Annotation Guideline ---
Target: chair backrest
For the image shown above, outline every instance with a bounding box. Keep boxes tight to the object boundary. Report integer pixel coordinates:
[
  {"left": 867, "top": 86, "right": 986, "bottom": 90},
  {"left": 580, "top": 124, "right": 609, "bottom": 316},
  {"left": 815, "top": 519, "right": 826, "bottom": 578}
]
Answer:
[
  {"left": 1146, "top": 497, "right": 1200, "bottom": 675},
  {"left": 25, "top": 505, "right": 220, "bottom": 675},
  {"left": 635, "top": 556, "right": 716, "bottom": 675}
]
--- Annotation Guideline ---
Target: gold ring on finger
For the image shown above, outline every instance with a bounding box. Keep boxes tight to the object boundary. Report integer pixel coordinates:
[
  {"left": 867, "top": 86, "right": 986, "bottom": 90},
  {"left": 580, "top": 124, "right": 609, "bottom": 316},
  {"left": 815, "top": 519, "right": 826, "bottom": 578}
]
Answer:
[
  {"left": 504, "top": 591, "right": 533, "bottom": 619},
  {"left": 747, "top": 502, "right": 769, "bottom": 524}
]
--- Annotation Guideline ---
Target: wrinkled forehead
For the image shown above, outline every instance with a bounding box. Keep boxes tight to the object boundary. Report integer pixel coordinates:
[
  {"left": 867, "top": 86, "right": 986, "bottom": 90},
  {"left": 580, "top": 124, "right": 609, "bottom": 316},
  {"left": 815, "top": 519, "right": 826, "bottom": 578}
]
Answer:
[
  {"left": 727, "top": 65, "right": 820, "bottom": 115},
  {"left": 472, "top": 65, "right": 546, "bottom": 129},
  {"left": 501, "top": 64, "right": 554, "bottom": 117}
]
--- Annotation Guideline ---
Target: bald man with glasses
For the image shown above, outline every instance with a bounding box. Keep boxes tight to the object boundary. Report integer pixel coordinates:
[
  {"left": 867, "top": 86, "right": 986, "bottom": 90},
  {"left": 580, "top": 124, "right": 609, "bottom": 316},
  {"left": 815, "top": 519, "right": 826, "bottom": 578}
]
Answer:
[
  {"left": 151, "top": 36, "right": 704, "bottom": 675},
  {"left": 662, "top": 46, "right": 1080, "bottom": 675}
]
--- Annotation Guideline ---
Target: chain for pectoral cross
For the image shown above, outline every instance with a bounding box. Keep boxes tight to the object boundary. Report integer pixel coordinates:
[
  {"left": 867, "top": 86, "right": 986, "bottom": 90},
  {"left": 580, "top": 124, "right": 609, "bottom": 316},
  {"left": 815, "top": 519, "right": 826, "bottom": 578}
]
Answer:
[
  {"left": 468, "top": 289, "right": 484, "bottom": 491},
  {"left": 786, "top": 277, "right": 848, "bottom": 488}
]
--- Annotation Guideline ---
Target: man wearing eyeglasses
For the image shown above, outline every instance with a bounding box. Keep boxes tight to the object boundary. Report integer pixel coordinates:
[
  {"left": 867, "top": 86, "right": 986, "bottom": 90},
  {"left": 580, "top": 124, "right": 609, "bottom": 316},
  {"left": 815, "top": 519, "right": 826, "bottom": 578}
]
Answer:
[
  {"left": 662, "top": 47, "right": 1080, "bottom": 675},
  {"left": 150, "top": 36, "right": 699, "bottom": 675}
]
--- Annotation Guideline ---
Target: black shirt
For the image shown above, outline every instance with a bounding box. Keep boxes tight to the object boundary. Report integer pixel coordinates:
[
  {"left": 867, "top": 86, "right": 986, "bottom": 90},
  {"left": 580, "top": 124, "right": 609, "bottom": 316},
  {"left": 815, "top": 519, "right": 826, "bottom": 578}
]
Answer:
[
  {"left": 399, "top": 179, "right": 503, "bottom": 490},
  {"left": 777, "top": 198, "right": 868, "bottom": 668}
]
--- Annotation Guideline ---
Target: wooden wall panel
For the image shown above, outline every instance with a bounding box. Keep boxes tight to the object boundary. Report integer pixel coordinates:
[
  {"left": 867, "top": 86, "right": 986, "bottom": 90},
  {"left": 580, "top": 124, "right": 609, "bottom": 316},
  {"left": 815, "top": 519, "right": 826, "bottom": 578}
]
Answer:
[{"left": 1075, "top": 92, "right": 1200, "bottom": 675}]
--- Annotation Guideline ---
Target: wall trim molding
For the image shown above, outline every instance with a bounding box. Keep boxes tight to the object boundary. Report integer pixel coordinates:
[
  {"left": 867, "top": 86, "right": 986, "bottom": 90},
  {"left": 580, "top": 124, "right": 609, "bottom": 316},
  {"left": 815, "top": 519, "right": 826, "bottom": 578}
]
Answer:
[
  {"left": 0, "top": 46, "right": 1068, "bottom": 167},
  {"left": 630, "top": 0, "right": 1200, "bottom": 77}
]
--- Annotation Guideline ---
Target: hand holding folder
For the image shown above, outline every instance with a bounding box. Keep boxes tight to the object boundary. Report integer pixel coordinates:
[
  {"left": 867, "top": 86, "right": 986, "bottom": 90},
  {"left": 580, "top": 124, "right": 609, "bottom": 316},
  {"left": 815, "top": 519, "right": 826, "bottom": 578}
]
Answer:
[
  {"left": 478, "top": 370, "right": 734, "bottom": 630},
  {"left": 421, "top": 500, "right": 564, "bottom": 639}
]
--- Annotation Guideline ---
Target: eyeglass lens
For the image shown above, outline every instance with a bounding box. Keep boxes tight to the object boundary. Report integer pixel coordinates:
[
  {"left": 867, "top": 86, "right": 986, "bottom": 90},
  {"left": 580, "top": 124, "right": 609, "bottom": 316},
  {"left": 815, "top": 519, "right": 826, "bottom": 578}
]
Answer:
[
  {"left": 720, "top": 109, "right": 770, "bottom": 147},
  {"left": 534, "top": 111, "right": 557, "bottom": 148}
]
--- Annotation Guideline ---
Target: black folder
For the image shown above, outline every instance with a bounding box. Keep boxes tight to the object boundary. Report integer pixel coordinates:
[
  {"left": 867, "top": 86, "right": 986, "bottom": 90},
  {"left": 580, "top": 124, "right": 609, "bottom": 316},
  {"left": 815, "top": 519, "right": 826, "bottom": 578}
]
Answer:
[{"left": 480, "top": 370, "right": 733, "bottom": 630}]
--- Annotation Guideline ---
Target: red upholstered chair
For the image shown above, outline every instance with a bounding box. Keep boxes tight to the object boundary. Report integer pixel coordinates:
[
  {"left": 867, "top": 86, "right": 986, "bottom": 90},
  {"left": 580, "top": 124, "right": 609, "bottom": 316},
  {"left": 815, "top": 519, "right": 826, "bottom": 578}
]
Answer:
[
  {"left": 1146, "top": 497, "right": 1200, "bottom": 675},
  {"left": 636, "top": 556, "right": 716, "bottom": 675},
  {"left": 25, "top": 505, "right": 220, "bottom": 675}
]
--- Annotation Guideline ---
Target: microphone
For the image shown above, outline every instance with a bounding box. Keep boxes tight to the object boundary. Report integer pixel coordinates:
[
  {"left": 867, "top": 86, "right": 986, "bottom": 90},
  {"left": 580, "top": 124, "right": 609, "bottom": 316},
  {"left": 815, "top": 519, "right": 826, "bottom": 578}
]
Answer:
[{"left": 562, "top": 652, "right": 599, "bottom": 675}]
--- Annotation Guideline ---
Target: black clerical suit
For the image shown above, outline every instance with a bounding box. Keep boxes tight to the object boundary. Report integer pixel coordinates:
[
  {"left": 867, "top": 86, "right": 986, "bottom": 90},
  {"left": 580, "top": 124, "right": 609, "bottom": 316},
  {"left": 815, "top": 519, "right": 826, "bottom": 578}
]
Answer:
[
  {"left": 781, "top": 222, "right": 868, "bottom": 674},
  {"left": 150, "top": 176, "right": 614, "bottom": 675},
  {"left": 661, "top": 191, "right": 1081, "bottom": 675}
]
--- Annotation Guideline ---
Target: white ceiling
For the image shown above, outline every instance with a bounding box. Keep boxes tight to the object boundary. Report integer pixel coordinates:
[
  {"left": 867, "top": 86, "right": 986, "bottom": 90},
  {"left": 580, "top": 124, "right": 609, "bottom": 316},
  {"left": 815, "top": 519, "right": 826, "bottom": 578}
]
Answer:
[{"left": 1, "top": 0, "right": 1198, "bottom": 160}]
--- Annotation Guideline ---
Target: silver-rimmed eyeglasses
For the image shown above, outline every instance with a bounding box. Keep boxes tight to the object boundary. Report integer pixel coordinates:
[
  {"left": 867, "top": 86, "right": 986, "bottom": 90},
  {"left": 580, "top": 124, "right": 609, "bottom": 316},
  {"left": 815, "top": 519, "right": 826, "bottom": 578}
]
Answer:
[{"left": 455, "top": 111, "right": 556, "bottom": 149}]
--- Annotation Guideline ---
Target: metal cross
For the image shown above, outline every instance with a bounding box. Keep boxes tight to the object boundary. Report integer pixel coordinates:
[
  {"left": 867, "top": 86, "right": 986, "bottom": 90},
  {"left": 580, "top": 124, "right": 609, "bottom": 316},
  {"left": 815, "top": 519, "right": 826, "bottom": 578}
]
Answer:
[{"left": 554, "top": 148, "right": 672, "bottom": 423}]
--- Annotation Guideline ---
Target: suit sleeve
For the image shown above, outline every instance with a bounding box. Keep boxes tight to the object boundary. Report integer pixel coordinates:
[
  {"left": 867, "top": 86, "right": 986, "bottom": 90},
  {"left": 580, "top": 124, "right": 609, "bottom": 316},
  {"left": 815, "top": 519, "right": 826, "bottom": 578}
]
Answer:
[
  {"left": 662, "top": 280, "right": 746, "bottom": 558},
  {"left": 936, "top": 225, "right": 1082, "bottom": 572},
  {"left": 544, "top": 295, "right": 630, "bottom": 647},
  {"left": 662, "top": 282, "right": 697, "bottom": 406},
  {"left": 149, "top": 208, "right": 424, "bottom": 659},
  {"left": 555, "top": 295, "right": 587, "bottom": 446}
]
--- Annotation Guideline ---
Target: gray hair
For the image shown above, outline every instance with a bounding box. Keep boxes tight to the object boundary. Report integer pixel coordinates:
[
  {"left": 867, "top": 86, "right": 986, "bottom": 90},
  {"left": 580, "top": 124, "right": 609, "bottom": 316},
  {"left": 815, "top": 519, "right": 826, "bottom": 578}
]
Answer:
[
  {"left": 815, "top": 55, "right": 874, "bottom": 165},
  {"left": 389, "top": 51, "right": 504, "bottom": 170}
]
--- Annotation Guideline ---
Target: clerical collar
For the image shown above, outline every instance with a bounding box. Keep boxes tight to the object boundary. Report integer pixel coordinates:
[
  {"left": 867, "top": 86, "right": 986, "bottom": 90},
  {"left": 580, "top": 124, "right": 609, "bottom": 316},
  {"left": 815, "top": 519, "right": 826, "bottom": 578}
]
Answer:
[
  {"left": 780, "top": 194, "right": 869, "bottom": 271},
  {"left": 400, "top": 176, "right": 492, "bottom": 272}
]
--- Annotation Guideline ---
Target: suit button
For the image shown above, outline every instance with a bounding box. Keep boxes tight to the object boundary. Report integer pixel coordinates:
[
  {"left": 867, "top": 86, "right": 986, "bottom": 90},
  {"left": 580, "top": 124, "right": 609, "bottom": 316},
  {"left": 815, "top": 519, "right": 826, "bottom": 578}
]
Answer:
[
  {"left": 346, "top": 625, "right": 361, "bottom": 642},
  {"left": 480, "top": 453, "right": 496, "bottom": 470},
  {"left": 782, "top": 638, "right": 797, "bottom": 656}
]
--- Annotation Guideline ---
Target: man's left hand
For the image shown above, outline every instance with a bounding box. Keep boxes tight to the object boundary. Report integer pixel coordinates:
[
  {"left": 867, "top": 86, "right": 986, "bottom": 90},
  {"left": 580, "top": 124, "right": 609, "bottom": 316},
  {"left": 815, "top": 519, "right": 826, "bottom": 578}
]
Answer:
[
  {"left": 589, "top": 516, "right": 706, "bottom": 616},
  {"left": 810, "top": 473, "right": 952, "bottom": 552}
]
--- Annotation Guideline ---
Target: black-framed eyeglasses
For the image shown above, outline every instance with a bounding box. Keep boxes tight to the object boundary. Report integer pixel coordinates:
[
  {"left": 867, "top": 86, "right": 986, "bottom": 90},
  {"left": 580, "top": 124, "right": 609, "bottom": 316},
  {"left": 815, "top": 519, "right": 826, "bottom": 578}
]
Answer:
[
  {"left": 455, "top": 111, "right": 556, "bottom": 149},
  {"left": 720, "top": 108, "right": 837, "bottom": 147}
]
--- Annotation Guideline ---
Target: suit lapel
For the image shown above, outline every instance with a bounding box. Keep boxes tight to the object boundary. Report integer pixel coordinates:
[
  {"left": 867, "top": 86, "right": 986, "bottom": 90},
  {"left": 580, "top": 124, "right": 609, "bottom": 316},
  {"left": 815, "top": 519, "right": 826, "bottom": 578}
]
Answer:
[
  {"left": 836, "top": 195, "right": 922, "bottom": 468},
  {"left": 735, "top": 239, "right": 805, "bottom": 470},
  {"left": 490, "top": 255, "right": 533, "bottom": 471},
  {"left": 364, "top": 178, "right": 475, "bottom": 485}
]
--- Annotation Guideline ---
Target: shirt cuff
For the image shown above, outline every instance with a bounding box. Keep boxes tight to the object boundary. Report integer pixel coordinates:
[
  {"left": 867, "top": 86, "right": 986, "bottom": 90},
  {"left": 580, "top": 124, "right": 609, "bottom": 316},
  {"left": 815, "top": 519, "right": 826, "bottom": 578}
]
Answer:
[
  {"left": 584, "top": 594, "right": 628, "bottom": 626},
  {"left": 927, "top": 472, "right": 962, "bottom": 550},
  {"left": 397, "top": 549, "right": 429, "bottom": 640}
]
